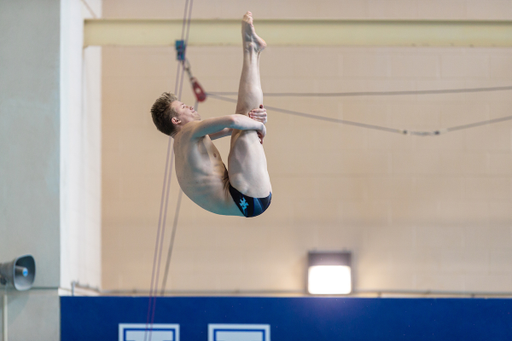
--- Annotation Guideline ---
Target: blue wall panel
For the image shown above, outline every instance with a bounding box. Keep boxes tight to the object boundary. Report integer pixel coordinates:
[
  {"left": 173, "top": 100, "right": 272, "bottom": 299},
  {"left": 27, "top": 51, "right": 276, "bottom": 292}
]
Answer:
[{"left": 61, "top": 297, "right": 512, "bottom": 340}]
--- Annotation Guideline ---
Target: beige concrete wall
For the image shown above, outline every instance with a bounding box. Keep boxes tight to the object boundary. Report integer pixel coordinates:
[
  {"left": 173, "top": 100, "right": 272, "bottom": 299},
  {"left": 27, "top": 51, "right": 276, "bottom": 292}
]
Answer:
[
  {"left": 101, "top": 1, "right": 512, "bottom": 294},
  {"left": 103, "top": 0, "right": 512, "bottom": 20}
]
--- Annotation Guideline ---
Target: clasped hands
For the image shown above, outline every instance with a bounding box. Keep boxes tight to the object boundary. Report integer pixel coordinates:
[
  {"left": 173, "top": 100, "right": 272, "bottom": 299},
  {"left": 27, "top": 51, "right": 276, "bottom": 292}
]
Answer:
[{"left": 249, "top": 105, "right": 267, "bottom": 144}]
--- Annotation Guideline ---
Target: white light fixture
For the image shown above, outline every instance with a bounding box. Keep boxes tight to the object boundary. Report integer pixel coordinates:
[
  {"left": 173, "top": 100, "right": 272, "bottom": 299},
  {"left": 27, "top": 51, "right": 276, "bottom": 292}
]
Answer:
[{"left": 308, "top": 251, "right": 352, "bottom": 295}]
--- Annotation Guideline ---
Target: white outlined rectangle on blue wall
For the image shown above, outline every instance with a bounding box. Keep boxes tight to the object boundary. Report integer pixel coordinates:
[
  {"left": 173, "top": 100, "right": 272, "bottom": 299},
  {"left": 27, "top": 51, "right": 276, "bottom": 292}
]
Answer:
[
  {"left": 209, "top": 324, "right": 270, "bottom": 341},
  {"left": 119, "top": 323, "right": 179, "bottom": 341}
]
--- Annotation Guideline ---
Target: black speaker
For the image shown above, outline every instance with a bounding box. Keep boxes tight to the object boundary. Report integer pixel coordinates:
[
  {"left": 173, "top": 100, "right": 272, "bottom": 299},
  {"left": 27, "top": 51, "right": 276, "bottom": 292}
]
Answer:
[{"left": 0, "top": 255, "right": 36, "bottom": 291}]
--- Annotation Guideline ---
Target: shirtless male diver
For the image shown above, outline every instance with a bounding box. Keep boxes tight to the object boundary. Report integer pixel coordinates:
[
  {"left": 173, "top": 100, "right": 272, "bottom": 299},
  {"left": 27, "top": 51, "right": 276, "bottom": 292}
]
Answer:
[{"left": 150, "top": 12, "right": 272, "bottom": 218}]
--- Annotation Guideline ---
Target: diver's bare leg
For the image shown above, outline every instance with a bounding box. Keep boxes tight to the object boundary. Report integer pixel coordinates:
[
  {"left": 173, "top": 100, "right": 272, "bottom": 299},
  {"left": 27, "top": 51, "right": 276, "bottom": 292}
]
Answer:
[
  {"left": 235, "top": 12, "right": 266, "bottom": 115},
  {"left": 228, "top": 12, "right": 271, "bottom": 198}
]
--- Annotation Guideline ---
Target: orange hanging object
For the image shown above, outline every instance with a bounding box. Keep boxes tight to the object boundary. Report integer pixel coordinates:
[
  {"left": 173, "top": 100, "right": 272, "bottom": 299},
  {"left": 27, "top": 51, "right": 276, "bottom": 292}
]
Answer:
[{"left": 190, "top": 77, "right": 207, "bottom": 102}]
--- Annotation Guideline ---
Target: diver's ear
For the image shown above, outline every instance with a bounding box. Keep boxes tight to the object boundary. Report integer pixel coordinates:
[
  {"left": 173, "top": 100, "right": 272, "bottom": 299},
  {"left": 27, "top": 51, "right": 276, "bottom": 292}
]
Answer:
[{"left": 171, "top": 117, "right": 180, "bottom": 125}]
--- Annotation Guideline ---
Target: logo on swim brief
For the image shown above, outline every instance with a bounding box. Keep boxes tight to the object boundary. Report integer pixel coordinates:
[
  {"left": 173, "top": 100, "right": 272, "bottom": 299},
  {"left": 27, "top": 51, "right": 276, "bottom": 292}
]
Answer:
[{"left": 239, "top": 197, "right": 249, "bottom": 214}]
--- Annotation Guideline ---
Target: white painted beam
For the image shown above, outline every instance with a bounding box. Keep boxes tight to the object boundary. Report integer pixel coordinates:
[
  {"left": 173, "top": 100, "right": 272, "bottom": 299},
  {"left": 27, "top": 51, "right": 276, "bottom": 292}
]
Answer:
[{"left": 84, "top": 19, "right": 512, "bottom": 47}]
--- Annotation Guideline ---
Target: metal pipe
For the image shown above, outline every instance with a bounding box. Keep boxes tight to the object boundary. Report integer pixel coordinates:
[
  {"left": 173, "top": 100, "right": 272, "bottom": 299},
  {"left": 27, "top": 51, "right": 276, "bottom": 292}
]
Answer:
[
  {"left": 84, "top": 19, "right": 512, "bottom": 47},
  {"left": 2, "top": 294, "right": 7, "bottom": 341},
  {"left": 68, "top": 282, "right": 512, "bottom": 298}
]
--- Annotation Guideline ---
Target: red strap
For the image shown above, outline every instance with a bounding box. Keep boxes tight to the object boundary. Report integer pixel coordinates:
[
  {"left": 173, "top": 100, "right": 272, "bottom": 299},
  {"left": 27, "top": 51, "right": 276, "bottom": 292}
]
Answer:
[{"left": 191, "top": 77, "right": 207, "bottom": 102}]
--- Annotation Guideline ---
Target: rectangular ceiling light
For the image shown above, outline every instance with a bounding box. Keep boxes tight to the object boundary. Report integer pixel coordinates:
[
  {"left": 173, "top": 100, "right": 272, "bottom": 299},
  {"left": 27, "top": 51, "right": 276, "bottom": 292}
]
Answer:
[{"left": 308, "top": 251, "right": 352, "bottom": 295}]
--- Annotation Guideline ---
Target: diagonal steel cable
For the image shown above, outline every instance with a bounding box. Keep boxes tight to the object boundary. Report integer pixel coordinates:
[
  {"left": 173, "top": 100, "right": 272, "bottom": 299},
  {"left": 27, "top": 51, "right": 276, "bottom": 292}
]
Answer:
[
  {"left": 208, "top": 92, "right": 512, "bottom": 136},
  {"left": 145, "top": 1, "right": 194, "bottom": 340},
  {"left": 208, "top": 85, "right": 512, "bottom": 97}
]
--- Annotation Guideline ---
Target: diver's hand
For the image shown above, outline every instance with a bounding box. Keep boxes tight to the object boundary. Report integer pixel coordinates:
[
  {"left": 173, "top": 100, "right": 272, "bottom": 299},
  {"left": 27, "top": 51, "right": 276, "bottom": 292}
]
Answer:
[
  {"left": 257, "top": 124, "right": 266, "bottom": 144},
  {"left": 249, "top": 105, "right": 267, "bottom": 124}
]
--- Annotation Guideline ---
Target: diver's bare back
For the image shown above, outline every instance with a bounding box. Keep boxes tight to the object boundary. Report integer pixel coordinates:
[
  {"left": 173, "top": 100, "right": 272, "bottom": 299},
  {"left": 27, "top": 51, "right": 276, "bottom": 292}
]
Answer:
[{"left": 173, "top": 123, "right": 242, "bottom": 216}]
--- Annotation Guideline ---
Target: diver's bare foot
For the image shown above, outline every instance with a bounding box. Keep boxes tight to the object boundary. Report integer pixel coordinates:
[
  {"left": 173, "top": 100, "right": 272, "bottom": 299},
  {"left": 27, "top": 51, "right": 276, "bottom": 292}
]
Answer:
[{"left": 242, "top": 11, "right": 266, "bottom": 52}]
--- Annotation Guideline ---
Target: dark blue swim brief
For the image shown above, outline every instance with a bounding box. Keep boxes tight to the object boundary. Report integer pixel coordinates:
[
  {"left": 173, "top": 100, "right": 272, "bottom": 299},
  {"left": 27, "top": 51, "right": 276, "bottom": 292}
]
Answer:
[{"left": 228, "top": 183, "right": 272, "bottom": 218}]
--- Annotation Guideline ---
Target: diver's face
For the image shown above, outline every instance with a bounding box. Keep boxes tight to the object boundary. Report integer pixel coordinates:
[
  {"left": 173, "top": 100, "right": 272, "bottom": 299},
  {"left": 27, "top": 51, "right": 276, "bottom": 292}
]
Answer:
[{"left": 171, "top": 101, "right": 200, "bottom": 124}]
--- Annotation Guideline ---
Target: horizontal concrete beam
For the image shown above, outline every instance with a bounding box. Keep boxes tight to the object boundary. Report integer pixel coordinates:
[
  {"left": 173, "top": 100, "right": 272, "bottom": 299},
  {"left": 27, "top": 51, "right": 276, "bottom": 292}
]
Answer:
[{"left": 84, "top": 19, "right": 512, "bottom": 47}]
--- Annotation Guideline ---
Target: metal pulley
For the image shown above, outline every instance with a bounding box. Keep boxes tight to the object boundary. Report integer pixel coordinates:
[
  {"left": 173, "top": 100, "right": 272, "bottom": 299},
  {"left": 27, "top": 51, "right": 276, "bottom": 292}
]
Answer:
[{"left": 175, "top": 40, "right": 207, "bottom": 102}]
